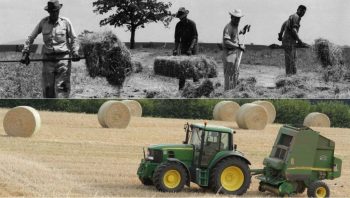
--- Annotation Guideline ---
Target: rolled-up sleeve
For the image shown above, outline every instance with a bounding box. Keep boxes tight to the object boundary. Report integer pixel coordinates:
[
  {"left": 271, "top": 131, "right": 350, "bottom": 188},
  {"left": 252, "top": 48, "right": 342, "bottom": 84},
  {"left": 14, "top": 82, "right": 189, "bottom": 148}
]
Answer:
[
  {"left": 22, "top": 21, "right": 42, "bottom": 53},
  {"left": 65, "top": 19, "right": 79, "bottom": 54}
]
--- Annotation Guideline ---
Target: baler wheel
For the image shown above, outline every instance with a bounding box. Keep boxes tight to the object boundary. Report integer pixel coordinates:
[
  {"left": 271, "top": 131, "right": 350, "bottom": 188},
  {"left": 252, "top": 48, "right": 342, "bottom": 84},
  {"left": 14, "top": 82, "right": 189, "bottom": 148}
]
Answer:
[
  {"left": 307, "top": 181, "right": 330, "bottom": 198},
  {"left": 210, "top": 157, "right": 251, "bottom": 195},
  {"left": 153, "top": 161, "right": 187, "bottom": 192}
]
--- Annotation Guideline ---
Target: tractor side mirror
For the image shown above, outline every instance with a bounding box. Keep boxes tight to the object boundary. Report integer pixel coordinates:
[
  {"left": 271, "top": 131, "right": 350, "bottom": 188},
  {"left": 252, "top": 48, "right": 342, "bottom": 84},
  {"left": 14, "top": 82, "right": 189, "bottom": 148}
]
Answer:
[{"left": 234, "top": 144, "right": 237, "bottom": 150}]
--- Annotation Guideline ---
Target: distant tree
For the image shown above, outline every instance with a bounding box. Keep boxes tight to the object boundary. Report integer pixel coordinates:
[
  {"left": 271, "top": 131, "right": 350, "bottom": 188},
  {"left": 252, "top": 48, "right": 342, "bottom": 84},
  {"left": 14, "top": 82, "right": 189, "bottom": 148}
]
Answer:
[{"left": 92, "top": 0, "right": 173, "bottom": 49}]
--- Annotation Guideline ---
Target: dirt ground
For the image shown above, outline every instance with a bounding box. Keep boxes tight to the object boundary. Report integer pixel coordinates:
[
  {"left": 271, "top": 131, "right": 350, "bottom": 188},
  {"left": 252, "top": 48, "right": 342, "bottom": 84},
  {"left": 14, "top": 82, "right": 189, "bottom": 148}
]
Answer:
[{"left": 0, "top": 109, "right": 348, "bottom": 197}]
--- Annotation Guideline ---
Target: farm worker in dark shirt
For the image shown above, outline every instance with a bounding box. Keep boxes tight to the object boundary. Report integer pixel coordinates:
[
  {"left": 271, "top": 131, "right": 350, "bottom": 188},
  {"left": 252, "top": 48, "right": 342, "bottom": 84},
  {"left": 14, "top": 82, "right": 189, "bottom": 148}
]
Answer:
[
  {"left": 222, "top": 9, "right": 245, "bottom": 90},
  {"left": 278, "top": 5, "right": 307, "bottom": 75},
  {"left": 20, "top": 0, "right": 80, "bottom": 98},
  {"left": 173, "top": 7, "right": 199, "bottom": 90}
]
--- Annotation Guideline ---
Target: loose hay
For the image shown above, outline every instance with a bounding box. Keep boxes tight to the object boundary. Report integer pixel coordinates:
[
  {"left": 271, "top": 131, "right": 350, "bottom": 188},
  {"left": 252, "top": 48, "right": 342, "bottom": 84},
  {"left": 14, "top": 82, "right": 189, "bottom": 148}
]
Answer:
[
  {"left": 313, "top": 38, "right": 343, "bottom": 67},
  {"left": 181, "top": 79, "right": 214, "bottom": 98},
  {"left": 252, "top": 101, "right": 276, "bottom": 123},
  {"left": 303, "top": 112, "right": 331, "bottom": 128},
  {"left": 3, "top": 106, "right": 41, "bottom": 137},
  {"left": 236, "top": 103, "right": 268, "bottom": 130},
  {"left": 154, "top": 55, "right": 217, "bottom": 79},
  {"left": 79, "top": 31, "right": 132, "bottom": 86},
  {"left": 97, "top": 101, "right": 131, "bottom": 128},
  {"left": 213, "top": 101, "right": 240, "bottom": 121},
  {"left": 122, "top": 100, "right": 142, "bottom": 117}
]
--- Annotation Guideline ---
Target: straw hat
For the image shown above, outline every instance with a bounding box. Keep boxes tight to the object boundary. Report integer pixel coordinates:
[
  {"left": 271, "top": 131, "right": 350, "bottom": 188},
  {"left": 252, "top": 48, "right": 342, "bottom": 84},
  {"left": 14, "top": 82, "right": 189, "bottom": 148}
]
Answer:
[
  {"left": 176, "top": 7, "right": 189, "bottom": 18},
  {"left": 229, "top": 9, "right": 244, "bottom": 18},
  {"left": 44, "top": 0, "right": 63, "bottom": 11}
]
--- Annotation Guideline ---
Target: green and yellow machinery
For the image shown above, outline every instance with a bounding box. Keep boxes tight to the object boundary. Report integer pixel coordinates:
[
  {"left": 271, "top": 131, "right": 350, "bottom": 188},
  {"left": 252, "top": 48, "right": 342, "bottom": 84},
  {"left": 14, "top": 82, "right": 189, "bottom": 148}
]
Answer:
[
  {"left": 252, "top": 125, "right": 342, "bottom": 197},
  {"left": 137, "top": 122, "right": 251, "bottom": 195}
]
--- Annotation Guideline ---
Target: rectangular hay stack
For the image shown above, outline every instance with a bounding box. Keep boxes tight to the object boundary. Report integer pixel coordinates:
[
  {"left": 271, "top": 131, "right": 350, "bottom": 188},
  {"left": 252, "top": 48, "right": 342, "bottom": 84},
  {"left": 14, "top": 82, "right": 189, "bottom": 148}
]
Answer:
[
  {"left": 154, "top": 55, "right": 217, "bottom": 79},
  {"left": 79, "top": 31, "right": 132, "bottom": 86}
]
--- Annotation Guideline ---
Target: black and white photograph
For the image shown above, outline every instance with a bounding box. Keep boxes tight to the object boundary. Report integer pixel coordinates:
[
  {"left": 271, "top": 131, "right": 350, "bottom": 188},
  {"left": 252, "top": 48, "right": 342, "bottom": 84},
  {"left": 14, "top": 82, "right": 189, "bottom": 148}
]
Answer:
[{"left": 0, "top": 0, "right": 349, "bottom": 98}]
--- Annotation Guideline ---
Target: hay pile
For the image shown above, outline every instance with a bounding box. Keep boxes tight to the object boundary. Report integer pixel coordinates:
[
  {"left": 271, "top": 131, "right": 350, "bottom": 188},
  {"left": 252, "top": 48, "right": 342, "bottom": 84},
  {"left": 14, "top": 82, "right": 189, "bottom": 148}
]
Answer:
[
  {"left": 3, "top": 106, "right": 41, "bottom": 137},
  {"left": 303, "top": 112, "right": 331, "bottom": 128},
  {"left": 154, "top": 55, "right": 217, "bottom": 79},
  {"left": 313, "top": 38, "right": 343, "bottom": 67},
  {"left": 79, "top": 31, "right": 132, "bottom": 86},
  {"left": 97, "top": 101, "right": 131, "bottom": 128},
  {"left": 252, "top": 101, "right": 276, "bottom": 123},
  {"left": 181, "top": 79, "right": 214, "bottom": 98},
  {"left": 122, "top": 100, "right": 142, "bottom": 117},
  {"left": 275, "top": 75, "right": 310, "bottom": 98},
  {"left": 236, "top": 103, "right": 268, "bottom": 130},
  {"left": 213, "top": 101, "right": 240, "bottom": 121}
]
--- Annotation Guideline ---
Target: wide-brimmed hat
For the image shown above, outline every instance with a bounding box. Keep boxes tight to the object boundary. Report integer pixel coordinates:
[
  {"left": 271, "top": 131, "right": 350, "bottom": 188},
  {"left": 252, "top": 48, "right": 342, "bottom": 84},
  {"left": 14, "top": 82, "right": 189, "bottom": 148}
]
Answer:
[
  {"left": 44, "top": 0, "right": 63, "bottom": 12},
  {"left": 229, "top": 9, "right": 244, "bottom": 18},
  {"left": 176, "top": 7, "right": 189, "bottom": 18}
]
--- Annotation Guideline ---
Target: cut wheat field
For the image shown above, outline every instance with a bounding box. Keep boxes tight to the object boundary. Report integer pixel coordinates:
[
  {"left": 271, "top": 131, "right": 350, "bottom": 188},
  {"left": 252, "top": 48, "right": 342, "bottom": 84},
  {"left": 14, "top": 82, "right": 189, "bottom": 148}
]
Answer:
[{"left": 0, "top": 108, "right": 348, "bottom": 197}]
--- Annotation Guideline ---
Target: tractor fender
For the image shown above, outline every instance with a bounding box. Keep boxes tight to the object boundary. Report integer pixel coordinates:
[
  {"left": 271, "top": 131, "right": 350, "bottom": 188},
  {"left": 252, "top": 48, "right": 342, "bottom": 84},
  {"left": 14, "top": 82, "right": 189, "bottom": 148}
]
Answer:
[
  {"left": 167, "top": 158, "right": 191, "bottom": 187},
  {"left": 208, "top": 150, "right": 251, "bottom": 171}
]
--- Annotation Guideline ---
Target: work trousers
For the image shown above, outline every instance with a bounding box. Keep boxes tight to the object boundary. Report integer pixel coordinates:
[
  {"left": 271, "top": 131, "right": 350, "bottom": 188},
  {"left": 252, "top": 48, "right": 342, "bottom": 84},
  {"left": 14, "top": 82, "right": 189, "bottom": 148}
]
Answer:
[
  {"left": 42, "top": 54, "right": 71, "bottom": 98},
  {"left": 178, "top": 46, "right": 199, "bottom": 90},
  {"left": 222, "top": 49, "right": 239, "bottom": 90},
  {"left": 283, "top": 42, "right": 297, "bottom": 75}
]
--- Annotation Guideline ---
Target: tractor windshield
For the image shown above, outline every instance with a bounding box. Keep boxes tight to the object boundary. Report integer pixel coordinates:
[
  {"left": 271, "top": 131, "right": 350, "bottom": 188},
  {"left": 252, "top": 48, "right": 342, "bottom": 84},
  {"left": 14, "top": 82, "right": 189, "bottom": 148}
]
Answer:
[{"left": 189, "top": 127, "right": 203, "bottom": 149}]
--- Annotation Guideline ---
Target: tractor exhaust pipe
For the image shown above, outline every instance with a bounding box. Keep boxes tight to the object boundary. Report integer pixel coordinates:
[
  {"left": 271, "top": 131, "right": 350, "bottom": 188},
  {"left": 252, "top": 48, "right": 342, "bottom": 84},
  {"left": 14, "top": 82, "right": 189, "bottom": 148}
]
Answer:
[{"left": 260, "top": 184, "right": 280, "bottom": 195}]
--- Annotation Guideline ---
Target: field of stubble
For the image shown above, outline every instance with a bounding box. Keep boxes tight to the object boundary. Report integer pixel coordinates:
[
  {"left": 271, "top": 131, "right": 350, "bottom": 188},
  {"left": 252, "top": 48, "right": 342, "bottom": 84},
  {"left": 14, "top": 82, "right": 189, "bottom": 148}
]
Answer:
[{"left": 0, "top": 109, "right": 348, "bottom": 197}]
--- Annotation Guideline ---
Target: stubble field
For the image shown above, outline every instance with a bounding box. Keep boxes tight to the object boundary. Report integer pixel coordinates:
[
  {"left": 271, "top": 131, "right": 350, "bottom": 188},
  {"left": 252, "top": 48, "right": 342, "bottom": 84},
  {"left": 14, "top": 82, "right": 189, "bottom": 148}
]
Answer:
[
  {"left": 0, "top": 109, "right": 348, "bottom": 197},
  {"left": 0, "top": 47, "right": 350, "bottom": 99}
]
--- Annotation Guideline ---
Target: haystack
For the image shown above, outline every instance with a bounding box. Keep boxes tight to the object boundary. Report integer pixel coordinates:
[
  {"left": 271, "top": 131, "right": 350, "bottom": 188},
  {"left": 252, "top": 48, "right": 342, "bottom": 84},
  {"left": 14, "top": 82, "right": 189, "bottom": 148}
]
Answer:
[
  {"left": 303, "top": 112, "right": 331, "bottom": 128},
  {"left": 122, "top": 100, "right": 142, "bottom": 117},
  {"left": 97, "top": 101, "right": 131, "bottom": 128},
  {"left": 252, "top": 101, "right": 276, "bottom": 123},
  {"left": 79, "top": 31, "right": 132, "bottom": 86},
  {"left": 154, "top": 55, "right": 217, "bottom": 79},
  {"left": 213, "top": 101, "right": 240, "bottom": 121},
  {"left": 236, "top": 103, "right": 268, "bottom": 130},
  {"left": 181, "top": 79, "right": 214, "bottom": 98},
  {"left": 3, "top": 106, "right": 41, "bottom": 137},
  {"left": 313, "top": 38, "right": 343, "bottom": 67}
]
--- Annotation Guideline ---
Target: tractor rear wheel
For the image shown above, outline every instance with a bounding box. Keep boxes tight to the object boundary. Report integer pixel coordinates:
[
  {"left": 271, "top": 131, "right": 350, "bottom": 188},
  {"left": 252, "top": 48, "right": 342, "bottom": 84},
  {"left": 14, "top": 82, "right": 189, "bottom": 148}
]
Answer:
[
  {"left": 307, "top": 181, "right": 330, "bottom": 198},
  {"left": 153, "top": 161, "right": 187, "bottom": 192},
  {"left": 210, "top": 157, "right": 251, "bottom": 195},
  {"left": 139, "top": 177, "right": 153, "bottom": 186}
]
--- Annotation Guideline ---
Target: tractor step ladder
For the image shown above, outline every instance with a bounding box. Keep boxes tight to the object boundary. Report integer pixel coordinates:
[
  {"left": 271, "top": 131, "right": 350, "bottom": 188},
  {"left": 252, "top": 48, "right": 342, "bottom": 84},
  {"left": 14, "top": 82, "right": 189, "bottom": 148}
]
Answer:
[{"left": 196, "top": 168, "right": 209, "bottom": 186}]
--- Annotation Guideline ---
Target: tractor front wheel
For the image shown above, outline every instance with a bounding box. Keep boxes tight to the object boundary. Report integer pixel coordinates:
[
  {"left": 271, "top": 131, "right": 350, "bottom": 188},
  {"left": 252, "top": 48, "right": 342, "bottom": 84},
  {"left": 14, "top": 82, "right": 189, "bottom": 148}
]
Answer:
[
  {"left": 210, "top": 157, "right": 251, "bottom": 195},
  {"left": 307, "top": 181, "right": 330, "bottom": 198},
  {"left": 153, "top": 161, "right": 187, "bottom": 192}
]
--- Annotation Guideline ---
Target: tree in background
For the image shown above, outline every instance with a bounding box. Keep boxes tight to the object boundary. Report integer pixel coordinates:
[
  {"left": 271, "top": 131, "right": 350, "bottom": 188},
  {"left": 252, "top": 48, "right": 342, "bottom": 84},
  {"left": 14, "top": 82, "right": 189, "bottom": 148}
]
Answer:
[{"left": 92, "top": 0, "right": 173, "bottom": 49}]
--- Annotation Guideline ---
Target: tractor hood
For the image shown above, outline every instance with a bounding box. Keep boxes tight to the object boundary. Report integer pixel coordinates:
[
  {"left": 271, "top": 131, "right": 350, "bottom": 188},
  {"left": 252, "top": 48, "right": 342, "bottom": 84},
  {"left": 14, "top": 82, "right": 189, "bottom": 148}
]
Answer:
[{"left": 147, "top": 144, "right": 193, "bottom": 165}]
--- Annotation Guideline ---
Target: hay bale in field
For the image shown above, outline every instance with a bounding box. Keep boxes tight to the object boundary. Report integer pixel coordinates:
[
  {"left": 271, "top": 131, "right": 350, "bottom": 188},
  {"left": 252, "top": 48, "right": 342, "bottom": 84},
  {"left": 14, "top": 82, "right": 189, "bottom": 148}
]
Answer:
[
  {"left": 3, "top": 106, "right": 41, "bottom": 137},
  {"left": 131, "top": 60, "right": 143, "bottom": 73},
  {"left": 154, "top": 55, "right": 217, "bottom": 79},
  {"left": 122, "top": 100, "right": 142, "bottom": 117},
  {"left": 97, "top": 101, "right": 131, "bottom": 128},
  {"left": 181, "top": 79, "right": 214, "bottom": 98},
  {"left": 252, "top": 101, "right": 276, "bottom": 123},
  {"left": 236, "top": 103, "right": 268, "bottom": 130},
  {"left": 213, "top": 101, "right": 240, "bottom": 121},
  {"left": 313, "top": 38, "right": 343, "bottom": 67},
  {"left": 79, "top": 31, "right": 132, "bottom": 86},
  {"left": 303, "top": 112, "right": 331, "bottom": 128}
]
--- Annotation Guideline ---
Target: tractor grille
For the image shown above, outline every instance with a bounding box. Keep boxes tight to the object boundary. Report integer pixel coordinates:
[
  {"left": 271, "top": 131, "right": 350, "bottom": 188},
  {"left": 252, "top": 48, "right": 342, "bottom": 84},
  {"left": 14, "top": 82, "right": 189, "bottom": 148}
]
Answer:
[{"left": 149, "top": 149, "right": 163, "bottom": 163}]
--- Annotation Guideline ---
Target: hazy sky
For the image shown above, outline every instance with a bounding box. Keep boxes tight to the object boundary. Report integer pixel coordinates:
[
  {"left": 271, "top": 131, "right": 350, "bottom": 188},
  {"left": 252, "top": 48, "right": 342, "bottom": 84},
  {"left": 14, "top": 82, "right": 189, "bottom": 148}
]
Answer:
[{"left": 1, "top": 0, "right": 349, "bottom": 45}]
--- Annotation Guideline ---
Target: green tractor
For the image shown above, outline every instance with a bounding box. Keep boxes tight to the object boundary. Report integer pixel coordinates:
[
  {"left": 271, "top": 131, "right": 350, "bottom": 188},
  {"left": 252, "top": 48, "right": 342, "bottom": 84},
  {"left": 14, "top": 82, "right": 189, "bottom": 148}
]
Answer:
[
  {"left": 252, "top": 125, "right": 342, "bottom": 197},
  {"left": 137, "top": 122, "right": 251, "bottom": 194}
]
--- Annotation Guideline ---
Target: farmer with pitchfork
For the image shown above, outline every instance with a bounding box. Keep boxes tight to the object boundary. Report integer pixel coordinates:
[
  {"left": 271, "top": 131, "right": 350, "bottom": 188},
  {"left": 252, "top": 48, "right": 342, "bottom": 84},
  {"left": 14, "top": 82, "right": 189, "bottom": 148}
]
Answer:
[{"left": 21, "top": 0, "right": 80, "bottom": 98}]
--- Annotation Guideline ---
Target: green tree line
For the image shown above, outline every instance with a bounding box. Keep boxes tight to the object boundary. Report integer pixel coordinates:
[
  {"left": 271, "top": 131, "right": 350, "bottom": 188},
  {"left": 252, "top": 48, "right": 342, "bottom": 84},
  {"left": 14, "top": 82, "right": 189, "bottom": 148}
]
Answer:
[{"left": 0, "top": 99, "right": 350, "bottom": 128}]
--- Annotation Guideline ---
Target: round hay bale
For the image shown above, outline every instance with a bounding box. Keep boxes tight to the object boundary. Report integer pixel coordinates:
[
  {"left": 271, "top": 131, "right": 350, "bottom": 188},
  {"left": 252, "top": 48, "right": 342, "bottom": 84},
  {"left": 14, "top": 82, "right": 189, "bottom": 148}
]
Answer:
[
  {"left": 213, "top": 101, "right": 240, "bottom": 121},
  {"left": 236, "top": 103, "right": 268, "bottom": 130},
  {"left": 3, "top": 106, "right": 41, "bottom": 137},
  {"left": 122, "top": 100, "right": 142, "bottom": 117},
  {"left": 303, "top": 112, "right": 331, "bottom": 128},
  {"left": 252, "top": 101, "right": 276, "bottom": 124},
  {"left": 97, "top": 101, "right": 131, "bottom": 128}
]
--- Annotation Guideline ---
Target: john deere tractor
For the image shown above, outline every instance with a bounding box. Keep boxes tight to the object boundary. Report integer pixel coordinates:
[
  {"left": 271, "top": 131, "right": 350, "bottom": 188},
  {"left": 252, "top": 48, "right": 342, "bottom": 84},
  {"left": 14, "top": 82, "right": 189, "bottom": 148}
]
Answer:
[
  {"left": 137, "top": 122, "right": 251, "bottom": 195},
  {"left": 252, "top": 125, "right": 342, "bottom": 197}
]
